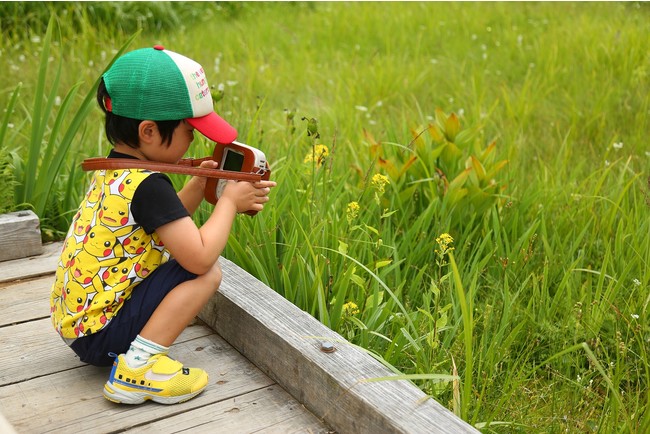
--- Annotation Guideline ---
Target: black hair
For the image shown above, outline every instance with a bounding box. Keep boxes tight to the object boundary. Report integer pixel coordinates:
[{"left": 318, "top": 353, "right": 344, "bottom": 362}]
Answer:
[{"left": 96, "top": 78, "right": 181, "bottom": 148}]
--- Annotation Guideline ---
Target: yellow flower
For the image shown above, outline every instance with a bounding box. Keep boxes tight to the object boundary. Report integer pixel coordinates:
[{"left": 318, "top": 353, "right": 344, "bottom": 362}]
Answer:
[
  {"left": 346, "top": 201, "right": 360, "bottom": 223},
  {"left": 303, "top": 144, "right": 330, "bottom": 167},
  {"left": 435, "top": 233, "right": 455, "bottom": 256},
  {"left": 371, "top": 173, "right": 390, "bottom": 194},
  {"left": 343, "top": 301, "right": 360, "bottom": 316}
]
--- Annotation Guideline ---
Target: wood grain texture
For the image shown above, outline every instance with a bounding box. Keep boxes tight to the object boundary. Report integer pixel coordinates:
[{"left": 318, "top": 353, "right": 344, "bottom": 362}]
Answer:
[
  {"left": 0, "top": 241, "right": 59, "bottom": 284},
  {"left": 0, "top": 275, "right": 54, "bottom": 326},
  {"left": 0, "top": 211, "right": 43, "bottom": 262},
  {"left": 0, "top": 318, "right": 215, "bottom": 387},
  {"left": 200, "top": 258, "right": 479, "bottom": 434},
  {"left": 0, "top": 240, "right": 473, "bottom": 433},
  {"left": 0, "top": 335, "right": 277, "bottom": 433},
  {"left": 0, "top": 244, "right": 329, "bottom": 434},
  {"left": 130, "top": 386, "right": 329, "bottom": 433}
]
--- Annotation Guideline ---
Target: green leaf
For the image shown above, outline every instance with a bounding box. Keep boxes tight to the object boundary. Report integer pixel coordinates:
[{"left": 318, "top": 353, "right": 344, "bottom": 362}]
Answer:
[
  {"left": 374, "top": 259, "right": 392, "bottom": 269},
  {"left": 350, "top": 273, "right": 366, "bottom": 289},
  {"left": 469, "top": 155, "right": 487, "bottom": 181},
  {"left": 364, "top": 224, "right": 380, "bottom": 236},
  {"left": 444, "top": 112, "right": 461, "bottom": 142},
  {"left": 0, "top": 84, "right": 21, "bottom": 150},
  {"left": 427, "top": 123, "right": 446, "bottom": 144},
  {"left": 338, "top": 240, "right": 348, "bottom": 255}
]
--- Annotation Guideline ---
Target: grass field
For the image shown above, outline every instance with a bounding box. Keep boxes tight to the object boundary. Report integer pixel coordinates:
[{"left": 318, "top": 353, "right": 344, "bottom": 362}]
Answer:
[{"left": 1, "top": 2, "right": 648, "bottom": 432}]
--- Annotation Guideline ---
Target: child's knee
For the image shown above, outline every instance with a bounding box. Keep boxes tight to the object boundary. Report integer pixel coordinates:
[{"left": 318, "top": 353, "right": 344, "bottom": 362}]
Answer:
[{"left": 206, "top": 261, "right": 222, "bottom": 293}]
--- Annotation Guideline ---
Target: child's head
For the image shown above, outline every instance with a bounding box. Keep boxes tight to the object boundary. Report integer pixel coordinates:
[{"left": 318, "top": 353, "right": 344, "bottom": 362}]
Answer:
[{"left": 96, "top": 45, "right": 237, "bottom": 148}]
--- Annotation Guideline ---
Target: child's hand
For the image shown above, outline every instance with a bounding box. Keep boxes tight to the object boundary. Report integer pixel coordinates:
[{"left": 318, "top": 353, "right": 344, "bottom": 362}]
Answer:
[
  {"left": 193, "top": 159, "right": 219, "bottom": 189},
  {"left": 220, "top": 180, "right": 277, "bottom": 213}
]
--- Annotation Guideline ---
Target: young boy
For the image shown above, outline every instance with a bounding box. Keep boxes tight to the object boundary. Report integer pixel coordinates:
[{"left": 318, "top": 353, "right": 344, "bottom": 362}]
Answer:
[{"left": 49, "top": 45, "right": 276, "bottom": 405}]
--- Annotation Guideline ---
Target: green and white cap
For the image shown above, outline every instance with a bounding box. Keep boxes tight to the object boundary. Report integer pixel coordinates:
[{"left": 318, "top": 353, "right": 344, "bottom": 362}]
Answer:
[{"left": 102, "top": 45, "right": 237, "bottom": 144}]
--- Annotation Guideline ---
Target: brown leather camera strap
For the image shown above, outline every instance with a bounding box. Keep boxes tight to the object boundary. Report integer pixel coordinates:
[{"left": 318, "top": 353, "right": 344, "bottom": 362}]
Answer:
[{"left": 81, "top": 157, "right": 262, "bottom": 182}]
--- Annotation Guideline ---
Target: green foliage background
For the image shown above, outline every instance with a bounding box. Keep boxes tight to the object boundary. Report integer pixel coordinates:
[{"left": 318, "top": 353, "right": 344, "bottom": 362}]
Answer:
[{"left": 1, "top": 2, "right": 649, "bottom": 432}]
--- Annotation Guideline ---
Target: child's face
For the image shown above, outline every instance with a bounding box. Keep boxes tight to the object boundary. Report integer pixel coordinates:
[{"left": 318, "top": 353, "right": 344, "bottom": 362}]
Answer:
[{"left": 149, "top": 120, "right": 196, "bottom": 164}]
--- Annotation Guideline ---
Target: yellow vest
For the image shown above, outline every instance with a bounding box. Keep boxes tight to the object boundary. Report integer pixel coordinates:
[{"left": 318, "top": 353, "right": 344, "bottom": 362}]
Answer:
[{"left": 50, "top": 169, "right": 170, "bottom": 341}]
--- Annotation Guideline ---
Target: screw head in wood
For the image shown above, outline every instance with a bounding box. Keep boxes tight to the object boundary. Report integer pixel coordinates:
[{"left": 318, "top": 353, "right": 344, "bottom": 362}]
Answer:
[{"left": 320, "top": 341, "right": 336, "bottom": 353}]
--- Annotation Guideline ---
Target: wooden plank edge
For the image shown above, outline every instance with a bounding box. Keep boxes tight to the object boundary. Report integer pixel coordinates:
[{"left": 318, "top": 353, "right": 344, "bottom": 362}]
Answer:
[
  {"left": 0, "top": 211, "right": 43, "bottom": 262},
  {"left": 199, "top": 258, "right": 479, "bottom": 434},
  {"left": 0, "top": 241, "right": 61, "bottom": 284}
]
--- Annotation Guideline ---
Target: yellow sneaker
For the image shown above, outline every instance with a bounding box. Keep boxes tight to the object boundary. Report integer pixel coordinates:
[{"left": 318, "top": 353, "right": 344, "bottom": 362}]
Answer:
[{"left": 103, "top": 353, "right": 208, "bottom": 405}]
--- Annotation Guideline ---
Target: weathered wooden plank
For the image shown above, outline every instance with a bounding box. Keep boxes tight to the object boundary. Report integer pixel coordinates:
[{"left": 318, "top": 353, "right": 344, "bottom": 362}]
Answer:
[
  {"left": 0, "top": 335, "right": 277, "bottom": 433},
  {"left": 200, "top": 258, "right": 479, "bottom": 434},
  {"left": 0, "top": 275, "right": 53, "bottom": 326},
  {"left": 0, "top": 241, "right": 60, "bottom": 284},
  {"left": 0, "top": 318, "right": 214, "bottom": 387},
  {"left": 0, "top": 211, "right": 43, "bottom": 262},
  {"left": 129, "top": 386, "right": 330, "bottom": 433}
]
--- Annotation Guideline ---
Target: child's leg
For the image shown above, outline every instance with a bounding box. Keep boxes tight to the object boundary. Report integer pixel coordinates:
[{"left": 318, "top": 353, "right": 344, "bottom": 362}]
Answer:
[
  {"left": 68, "top": 258, "right": 200, "bottom": 367},
  {"left": 120, "top": 261, "right": 222, "bottom": 367},
  {"left": 103, "top": 261, "right": 222, "bottom": 405},
  {"left": 139, "top": 260, "right": 222, "bottom": 346}
]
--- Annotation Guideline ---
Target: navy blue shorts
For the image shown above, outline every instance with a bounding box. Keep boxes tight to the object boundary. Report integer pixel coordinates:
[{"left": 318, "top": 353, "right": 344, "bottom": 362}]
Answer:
[{"left": 69, "top": 259, "right": 197, "bottom": 367}]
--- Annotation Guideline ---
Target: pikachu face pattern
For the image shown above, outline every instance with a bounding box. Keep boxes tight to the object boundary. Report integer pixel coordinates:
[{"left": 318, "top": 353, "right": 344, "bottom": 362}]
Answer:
[{"left": 50, "top": 169, "right": 170, "bottom": 340}]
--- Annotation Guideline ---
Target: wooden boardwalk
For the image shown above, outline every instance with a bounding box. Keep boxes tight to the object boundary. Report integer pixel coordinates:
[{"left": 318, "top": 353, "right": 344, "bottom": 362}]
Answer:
[
  {"left": 0, "top": 241, "right": 479, "bottom": 434},
  {"left": 0, "top": 243, "right": 330, "bottom": 433}
]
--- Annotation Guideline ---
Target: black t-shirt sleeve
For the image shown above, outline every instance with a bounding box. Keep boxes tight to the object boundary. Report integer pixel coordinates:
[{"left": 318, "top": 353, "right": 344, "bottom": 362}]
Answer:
[{"left": 131, "top": 173, "right": 190, "bottom": 234}]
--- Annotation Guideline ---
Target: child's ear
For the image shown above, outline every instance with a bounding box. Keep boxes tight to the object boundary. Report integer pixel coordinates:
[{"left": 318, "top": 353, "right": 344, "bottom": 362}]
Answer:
[{"left": 138, "top": 120, "right": 158, "bottom": 144}]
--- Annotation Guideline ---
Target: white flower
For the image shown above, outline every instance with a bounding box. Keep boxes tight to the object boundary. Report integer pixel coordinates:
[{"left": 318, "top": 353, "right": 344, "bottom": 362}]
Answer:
[
  {"left": 631, "top": 314, "right": 639, "bottom": 320},
  {"left": 633, "top": 278, "right": 641, "bottom": 287},
  {"left": 355, "top": 105, "right": 368, "bottom": 112},
  {"left": 613, "top": 142, "right": 623, "bottom": 149}
]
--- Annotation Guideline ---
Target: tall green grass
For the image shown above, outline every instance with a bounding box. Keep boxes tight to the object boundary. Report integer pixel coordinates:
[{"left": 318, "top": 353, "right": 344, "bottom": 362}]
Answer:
[
  {"left": 0, "top": 16, "right": 138, "bottom": 236},
  {"left": 1, "top": 2, "right": 648, "bottom": 432}
]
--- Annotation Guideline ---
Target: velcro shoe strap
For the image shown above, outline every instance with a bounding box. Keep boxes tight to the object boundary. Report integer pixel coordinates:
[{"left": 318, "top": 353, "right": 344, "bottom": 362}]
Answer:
[{"left": 151, "top": 356, "right": 183, "bottom": 375}]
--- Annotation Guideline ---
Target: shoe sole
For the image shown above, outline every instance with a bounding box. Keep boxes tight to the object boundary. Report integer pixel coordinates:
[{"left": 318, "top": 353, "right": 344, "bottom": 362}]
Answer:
[{"left": 103, "top": 382, "right": 207, "bottom": 405}]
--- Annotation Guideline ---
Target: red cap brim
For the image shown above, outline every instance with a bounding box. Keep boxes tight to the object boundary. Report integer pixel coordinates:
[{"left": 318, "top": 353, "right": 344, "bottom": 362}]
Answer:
[{"left": 187, "top": 112, "right": 237, "bottom": 144}]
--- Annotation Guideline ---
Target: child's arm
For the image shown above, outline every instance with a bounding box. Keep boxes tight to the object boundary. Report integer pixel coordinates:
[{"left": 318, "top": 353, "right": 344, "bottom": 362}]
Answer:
[
  {"left": 176, "top": 160, "right": 219, "bottom": 215},
  {"left": 156, "top": 179, "right": 276, "bottom": 275}
]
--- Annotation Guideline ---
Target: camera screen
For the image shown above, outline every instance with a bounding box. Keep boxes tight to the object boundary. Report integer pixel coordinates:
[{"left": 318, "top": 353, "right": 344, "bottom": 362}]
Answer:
[{"left": 222, "top": 149, "right": 244, "bottom": 171}]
